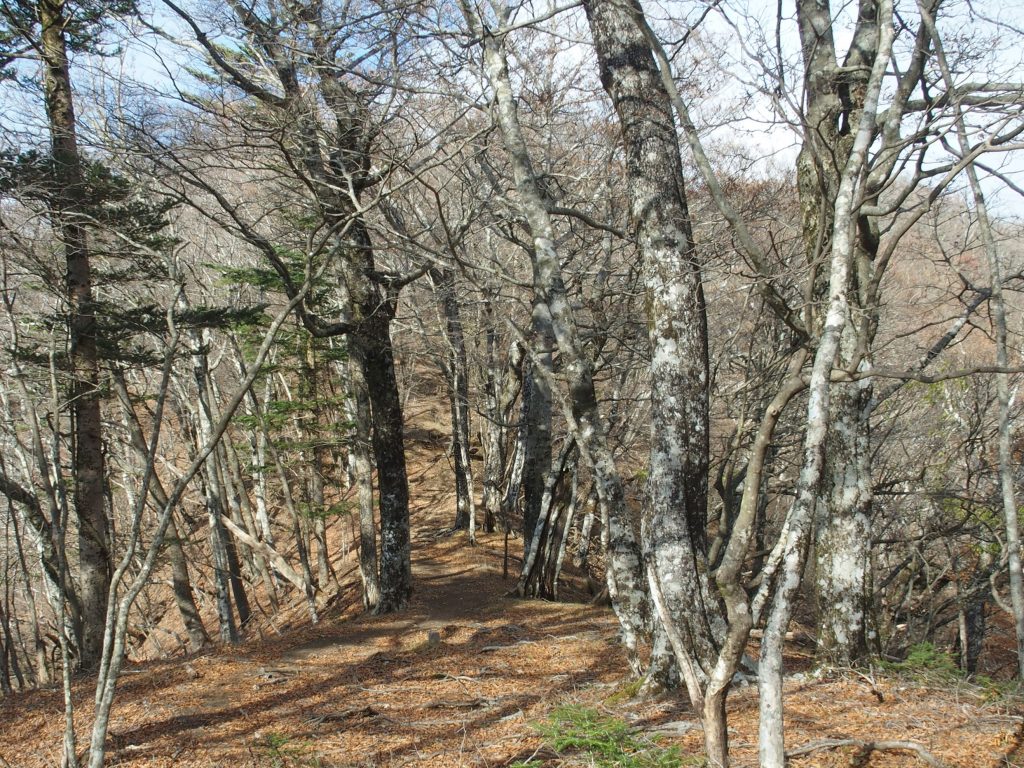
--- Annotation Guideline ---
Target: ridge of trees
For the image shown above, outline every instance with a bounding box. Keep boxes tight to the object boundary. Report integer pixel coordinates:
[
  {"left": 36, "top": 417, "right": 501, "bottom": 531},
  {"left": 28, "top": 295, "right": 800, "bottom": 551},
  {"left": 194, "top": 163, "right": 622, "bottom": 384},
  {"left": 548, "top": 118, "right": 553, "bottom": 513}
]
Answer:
[{"left": 1, "top": 0, "right": 1024, "bottom": 766}]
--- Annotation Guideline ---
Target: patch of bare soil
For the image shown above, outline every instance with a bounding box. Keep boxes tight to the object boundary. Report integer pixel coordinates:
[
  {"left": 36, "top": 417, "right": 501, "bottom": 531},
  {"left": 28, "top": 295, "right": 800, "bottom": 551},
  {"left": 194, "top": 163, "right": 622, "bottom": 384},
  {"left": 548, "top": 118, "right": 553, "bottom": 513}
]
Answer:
[{"left": 1, "top": 397, "right": 1021, "bottom": 767}]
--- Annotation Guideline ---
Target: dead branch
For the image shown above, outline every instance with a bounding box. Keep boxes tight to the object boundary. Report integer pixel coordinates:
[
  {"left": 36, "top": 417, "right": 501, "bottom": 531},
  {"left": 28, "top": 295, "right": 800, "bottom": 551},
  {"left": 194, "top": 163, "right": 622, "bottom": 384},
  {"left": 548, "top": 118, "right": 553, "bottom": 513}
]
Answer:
[{"left": 786, "top": 738, "right": 947, "bottom": 767}]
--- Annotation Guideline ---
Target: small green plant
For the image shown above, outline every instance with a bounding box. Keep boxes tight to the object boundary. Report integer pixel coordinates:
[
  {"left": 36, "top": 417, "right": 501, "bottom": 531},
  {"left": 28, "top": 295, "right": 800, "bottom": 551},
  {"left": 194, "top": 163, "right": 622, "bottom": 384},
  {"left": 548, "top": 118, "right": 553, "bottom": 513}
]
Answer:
[
  {"left": 604, "top": 678, "right": 645, "bottom": 705},
  {"left": 877, "top": 644, "right": 1023, "bottom": 706},
  {"left": 885, "top": 642, "right": 959, "bottom": 678},
  {"left": 878, "top": 642, "right": 957, "bottom": 687},
  {"left": 969, "top": 674, "right": 1024, "bottom": 702},
  {"left": 253, "top": 732, "right": 325, "bottom": 768},
  {"left": 256, "top": 732, "right": 293, "bottom": 767},
  {"left": 511, "top": 705, "right": 697, "bottom": 767}
]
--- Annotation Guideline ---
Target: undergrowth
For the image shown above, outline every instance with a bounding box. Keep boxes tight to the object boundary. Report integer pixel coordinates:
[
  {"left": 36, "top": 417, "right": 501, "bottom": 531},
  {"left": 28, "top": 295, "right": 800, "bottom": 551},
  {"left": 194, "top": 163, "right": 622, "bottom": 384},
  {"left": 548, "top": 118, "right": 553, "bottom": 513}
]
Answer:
[
  {"left": 883, "top": 642, "right": 960, "bottom": 677},
  {"left": 510, "top": 705, "right": 702, "bottom": 768},
  {"left": 880, "top": 642, "right": 1022, "bottom": 701},
  {"left": 251, "top": 732, "right": 326, "bottom": 768}
]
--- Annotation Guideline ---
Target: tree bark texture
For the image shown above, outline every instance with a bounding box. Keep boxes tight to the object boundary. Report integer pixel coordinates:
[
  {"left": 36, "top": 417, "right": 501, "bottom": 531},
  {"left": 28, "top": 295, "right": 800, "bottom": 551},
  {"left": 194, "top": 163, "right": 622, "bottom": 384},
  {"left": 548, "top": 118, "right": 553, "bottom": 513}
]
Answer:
[
  {"left": 583, "top": 2, "right": 723, "bottom": 759},
  {"left": 349, "top": 305, "right": 411, "bottom": 612},
  {"left": 39, "top": 0, "right": 110, "bottom": 672},
  {"left": 795, "top": 0, "right": 881, "bottom": 667},
  {"left": 470, "top": 14, "right": 650, "bottom": 653},
  {"left": 347, "top": 357, "right": 382, "bottom": 610},
  {"left": 758, "top": 4, "right": 893, "bottom": 763}
]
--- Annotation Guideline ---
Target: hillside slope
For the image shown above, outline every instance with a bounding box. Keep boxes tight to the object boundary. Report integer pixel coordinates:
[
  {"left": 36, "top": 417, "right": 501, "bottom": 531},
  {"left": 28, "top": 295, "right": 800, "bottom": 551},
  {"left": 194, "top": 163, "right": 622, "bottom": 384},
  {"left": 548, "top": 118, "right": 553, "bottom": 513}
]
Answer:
[{"left": 1, "top": 402, "right": 1022, "bottom": 767}]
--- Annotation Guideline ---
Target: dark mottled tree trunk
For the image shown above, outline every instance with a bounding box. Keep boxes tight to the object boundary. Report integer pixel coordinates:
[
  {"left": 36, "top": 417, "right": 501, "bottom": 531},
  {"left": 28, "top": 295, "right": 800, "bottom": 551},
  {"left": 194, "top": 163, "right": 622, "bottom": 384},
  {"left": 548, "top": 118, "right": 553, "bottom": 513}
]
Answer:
[
  {"left": 347, "top": 358, "right": 381, "bottom": 609},
  {"left": 39, "top": 0, "right": 110, "bottom": 671},
  {"left": 349, "top": 300, "right": 411, "bottom": 612},
  {"left": 521, "top": 311, "right": 553, "bottom": 558},
  {"left": 583, "top": 0, "right": 726, "bottom": 760}
]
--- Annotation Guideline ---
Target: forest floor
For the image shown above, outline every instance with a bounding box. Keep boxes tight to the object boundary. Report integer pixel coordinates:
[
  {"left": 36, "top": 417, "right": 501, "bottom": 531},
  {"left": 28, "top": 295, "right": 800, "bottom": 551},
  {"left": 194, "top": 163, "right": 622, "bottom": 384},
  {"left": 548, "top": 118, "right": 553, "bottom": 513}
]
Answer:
[{"left": 2, "top": 398, "right": 1024, "bottom": 767}]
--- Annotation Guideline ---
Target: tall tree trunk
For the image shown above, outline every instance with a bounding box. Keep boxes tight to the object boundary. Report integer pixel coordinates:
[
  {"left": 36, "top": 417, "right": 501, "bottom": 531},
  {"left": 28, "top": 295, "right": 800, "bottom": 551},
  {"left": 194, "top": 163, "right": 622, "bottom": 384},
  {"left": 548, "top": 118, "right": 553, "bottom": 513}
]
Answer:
[
  {"left": 219, "top": 502, "right": 251, "bottom": 629},
  {"left": 298, "top": 338, "right": 335, "bottom": 588},
  {"left": 187, "top": 328, "right": 238, "bottom": 643},
  {"left": 521, "top": 312, "right": 553, "bottom": 558},
  {"left": 39, "top": 0, "right": 109, "bottom": 672},
  {"left": 758, "top": 5, "right": 893, "bottom": 762},
  {"left": 464, "top": 8, "right": 650, "bottom": 657},
  {"left": 349, "top": 306, "right": 411, "bottom": 612},
  {"left": 583, "top": 0, "right": 723, "bottom": 760},
  {"left": 246, "top": 371, "right": 283, "bottom": 603},
  {"left": 347, "top": 358, "right": 381, "bottom": 610},
  {"left": 432, "top": 268, "right": 476, "bottom": 533},
  {"left": 793, "top": 0, "right": 881, "bottom": 667},
  {"left": 208, "top": 425, "right": 253, "bottom": 629}
]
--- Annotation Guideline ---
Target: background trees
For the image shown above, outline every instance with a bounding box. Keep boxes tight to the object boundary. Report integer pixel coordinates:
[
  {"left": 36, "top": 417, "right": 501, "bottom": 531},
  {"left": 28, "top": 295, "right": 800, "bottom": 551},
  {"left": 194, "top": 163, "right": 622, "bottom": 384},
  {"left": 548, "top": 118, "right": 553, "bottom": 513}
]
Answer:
[{"left": 2, "top": 0, "right": 1024, "bottom": 766}]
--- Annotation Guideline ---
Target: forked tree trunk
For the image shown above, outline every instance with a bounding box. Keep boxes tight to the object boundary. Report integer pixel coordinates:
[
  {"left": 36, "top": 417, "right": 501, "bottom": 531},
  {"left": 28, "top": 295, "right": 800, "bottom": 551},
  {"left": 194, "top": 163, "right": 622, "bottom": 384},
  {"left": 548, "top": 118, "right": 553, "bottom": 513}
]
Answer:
[
  {"left": 793, "top": 0, "right": 882, "bottom": 667},
  {"left": 758, "top": 5, "right": 893, "bottom": 763}
]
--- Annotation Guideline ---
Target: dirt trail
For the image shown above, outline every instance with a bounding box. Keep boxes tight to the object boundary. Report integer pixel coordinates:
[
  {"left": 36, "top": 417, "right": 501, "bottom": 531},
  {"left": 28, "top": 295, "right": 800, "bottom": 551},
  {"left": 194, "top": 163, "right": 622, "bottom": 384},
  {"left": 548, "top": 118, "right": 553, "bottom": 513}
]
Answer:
[
  {"left": 0, "top": 400, "right": 628, "bottom": 768},
  {"left": 67, "top": 533, "right": 621, "bottom": 768},
  {"left": 2, "top": 398, "right": 1022, "bottom": 767}
]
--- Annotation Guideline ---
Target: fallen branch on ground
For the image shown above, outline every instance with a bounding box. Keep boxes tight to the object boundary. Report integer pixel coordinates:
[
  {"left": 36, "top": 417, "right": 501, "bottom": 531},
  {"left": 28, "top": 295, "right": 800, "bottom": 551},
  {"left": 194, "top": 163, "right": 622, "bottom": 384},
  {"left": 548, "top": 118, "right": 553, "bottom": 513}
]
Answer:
[{"left": 786, "top": 738, "right": 946, "bottom": 767}]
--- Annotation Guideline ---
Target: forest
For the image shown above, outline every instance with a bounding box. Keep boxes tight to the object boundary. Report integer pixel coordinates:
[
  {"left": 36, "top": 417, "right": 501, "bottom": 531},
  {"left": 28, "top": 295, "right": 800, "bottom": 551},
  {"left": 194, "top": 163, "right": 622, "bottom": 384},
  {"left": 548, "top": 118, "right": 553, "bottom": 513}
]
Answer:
[{"left": 1, "top": 0, "right": 1024, "bottom": 766}]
